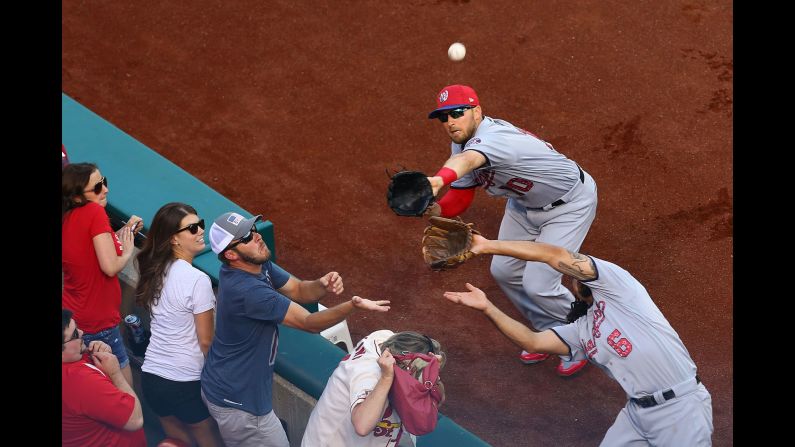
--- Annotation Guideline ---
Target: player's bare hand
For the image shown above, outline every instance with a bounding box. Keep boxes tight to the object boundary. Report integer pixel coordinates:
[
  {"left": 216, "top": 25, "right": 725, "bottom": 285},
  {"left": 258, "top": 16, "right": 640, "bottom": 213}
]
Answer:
[
  {"left": 91, "top": 350, "right": 121, "bottom": 377},
  {"left": 351, "top": 296, "right": 391, "bottom": 312},
  {"left": 469, "top": 233, "right": 488, "bottom": 254},
  {"left": 423, "top": 202, "right": 442, "bottom": 218},
  {"left": 378, "top": 348, "right": 396, "bottom": 380},
  {"left": 87, "top": 340, "right": 112, "bottom": 355},
  {"left": 428, "top": 176, "right": 444, "bottom": 196},
  {"left": 443, "top": 283, "right": 491, "bottom": 311},
  {"left": 320, "top": 272, "right": 344, "bottom": 295}
]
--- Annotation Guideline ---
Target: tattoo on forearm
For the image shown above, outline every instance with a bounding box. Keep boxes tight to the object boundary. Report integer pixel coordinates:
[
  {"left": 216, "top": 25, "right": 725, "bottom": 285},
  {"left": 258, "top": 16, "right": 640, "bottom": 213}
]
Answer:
[{"left": 557, "top": 251, "right": 596, "bottom": 280}]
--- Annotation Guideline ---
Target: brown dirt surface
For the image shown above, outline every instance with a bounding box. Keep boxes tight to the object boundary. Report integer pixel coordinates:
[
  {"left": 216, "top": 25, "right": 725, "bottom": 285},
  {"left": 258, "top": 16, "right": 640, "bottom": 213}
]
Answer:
[{"left": 63, "top": 1, "right": 732, "bottom": 445}]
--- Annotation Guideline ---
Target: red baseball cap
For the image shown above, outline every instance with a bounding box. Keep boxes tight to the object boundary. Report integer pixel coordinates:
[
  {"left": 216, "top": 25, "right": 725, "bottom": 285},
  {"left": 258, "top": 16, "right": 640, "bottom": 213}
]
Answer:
[{"left": 428, "top": 84, "right": 480, "bottom": 119}]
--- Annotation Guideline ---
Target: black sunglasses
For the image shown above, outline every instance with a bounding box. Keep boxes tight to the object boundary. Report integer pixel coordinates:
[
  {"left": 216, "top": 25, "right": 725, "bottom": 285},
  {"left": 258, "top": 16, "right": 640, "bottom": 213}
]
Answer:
[
  {"left": 226, "top": 226, "right": 257, "bottom": 250},
  {"left": 437, "top": 106, "right": 473, "bottom": 123},
  {"left": 176, "top": 219, "right": 205, "bottom": 235},
  {"left": 84, "top": 176, "right": 108, "bottom": 195},
  {"left": 63, "top": 327, "right": 80, "bottom": 345}
]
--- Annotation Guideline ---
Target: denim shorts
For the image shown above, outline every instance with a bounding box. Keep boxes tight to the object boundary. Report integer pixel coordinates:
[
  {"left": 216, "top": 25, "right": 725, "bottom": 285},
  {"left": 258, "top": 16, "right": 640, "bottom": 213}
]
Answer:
[{"left": 82, "top": 325, "right": 130, "bottom": 369}]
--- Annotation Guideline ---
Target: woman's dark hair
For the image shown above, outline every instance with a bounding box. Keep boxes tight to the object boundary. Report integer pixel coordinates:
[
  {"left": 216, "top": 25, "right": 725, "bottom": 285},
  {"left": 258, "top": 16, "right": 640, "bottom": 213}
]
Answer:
[
  {"left": 61, "top": 162, "right": 98, "bottom": 218},
  {"left": 382, "top": 331, "right": 447, "bottom": 369},
  {"left": 135, "top": 202, "right": 198, "bottom": 316}
]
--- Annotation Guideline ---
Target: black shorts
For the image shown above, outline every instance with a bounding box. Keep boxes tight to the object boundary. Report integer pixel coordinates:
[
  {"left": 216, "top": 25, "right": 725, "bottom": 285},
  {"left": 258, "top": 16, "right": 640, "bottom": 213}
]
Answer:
[{"left": 141, "top": 371, "right": 211, "bottom": 424}]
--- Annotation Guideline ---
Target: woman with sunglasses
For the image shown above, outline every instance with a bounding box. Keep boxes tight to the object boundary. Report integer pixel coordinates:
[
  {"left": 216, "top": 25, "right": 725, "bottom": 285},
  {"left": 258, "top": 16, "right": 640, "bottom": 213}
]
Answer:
[
  {"left": 135, "top": 202, "right": 224, "bottom": 447},
  {"left": 62, "top": 162, "right": 143, "bottom": 387}
]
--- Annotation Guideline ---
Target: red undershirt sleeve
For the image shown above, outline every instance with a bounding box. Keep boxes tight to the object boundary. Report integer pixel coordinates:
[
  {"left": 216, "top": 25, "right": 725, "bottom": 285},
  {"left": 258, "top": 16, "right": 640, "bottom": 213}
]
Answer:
[{"left": 437, "top": 187, "right": 476, "bottom": 218}]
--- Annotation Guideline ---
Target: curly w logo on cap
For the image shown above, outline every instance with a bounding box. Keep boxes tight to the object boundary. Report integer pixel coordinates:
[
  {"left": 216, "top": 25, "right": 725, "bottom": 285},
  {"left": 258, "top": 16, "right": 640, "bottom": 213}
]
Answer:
[{"left": 428, "top": 84, "right": 480, "bottom": 119}]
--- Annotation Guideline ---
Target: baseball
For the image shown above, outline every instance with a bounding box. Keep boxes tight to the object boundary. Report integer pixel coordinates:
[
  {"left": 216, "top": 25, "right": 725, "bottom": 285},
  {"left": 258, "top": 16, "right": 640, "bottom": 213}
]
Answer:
[{"left": 448, "top": 42, "right": 466, "bottom": 61}]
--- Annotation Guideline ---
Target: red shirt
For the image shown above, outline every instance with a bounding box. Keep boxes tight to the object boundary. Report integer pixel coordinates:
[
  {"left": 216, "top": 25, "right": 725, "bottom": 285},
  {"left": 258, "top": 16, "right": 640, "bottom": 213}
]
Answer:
[
  {"left": 62, "top": 202, "right": 123, "bottom": 333},
  {"left": 62, "top": 357, "right": 146, "bottom": 447}
]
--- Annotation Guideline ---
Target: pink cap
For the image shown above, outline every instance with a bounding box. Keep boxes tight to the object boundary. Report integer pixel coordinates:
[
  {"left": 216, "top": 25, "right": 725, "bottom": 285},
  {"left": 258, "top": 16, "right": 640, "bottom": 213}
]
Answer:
[{"left": 428, "top": 85, "right": 480, "bottom": 119}]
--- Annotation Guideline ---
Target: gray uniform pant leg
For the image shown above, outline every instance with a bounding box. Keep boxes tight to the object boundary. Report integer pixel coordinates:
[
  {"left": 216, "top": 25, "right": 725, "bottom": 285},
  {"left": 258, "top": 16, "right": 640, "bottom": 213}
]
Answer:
[
  {"left": 601, "top": 385, "right": 713, "bottom": 446},
  {"left": 490, "top": 171, "right": 598, "bottom": 332},
  {"left": 202, "top": 389, "right": 289, "bottom": 447}
]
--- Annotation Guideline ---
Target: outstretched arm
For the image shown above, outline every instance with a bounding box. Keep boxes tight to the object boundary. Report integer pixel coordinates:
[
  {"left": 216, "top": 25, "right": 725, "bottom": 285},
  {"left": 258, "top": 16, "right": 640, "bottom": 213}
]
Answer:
[
  {"left": 470, "top": 235, "right": 597, "bottom": 281},
  {"left": 444, "top": 283, "right": 569, "bottom": 356},
  {"left": 282, "top": 296, "right": 390, "bottom": 333},
  {"left": 427, "top": 150, "right": 487, "bottom": 196},
  {"left": 277, "top": 272, "right": 344, "bottom": 304}
]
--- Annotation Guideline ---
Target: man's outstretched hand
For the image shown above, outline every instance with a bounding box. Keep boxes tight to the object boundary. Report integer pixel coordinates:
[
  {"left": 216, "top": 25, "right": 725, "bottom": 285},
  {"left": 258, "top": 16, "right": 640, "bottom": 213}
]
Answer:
[
  {"left": 443, "top": 283, "right": 491, "bottom": 311},
  {"left": 351, "top": 296, "right": 391, "bottom": 312}
]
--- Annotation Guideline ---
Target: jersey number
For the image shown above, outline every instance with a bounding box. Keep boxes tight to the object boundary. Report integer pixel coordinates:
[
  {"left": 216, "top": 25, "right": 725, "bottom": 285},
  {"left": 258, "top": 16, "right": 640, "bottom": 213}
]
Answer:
[
  {"left": 498, "top": 177, "right": 534, "bottom": 195},
  {"left": 606, "top": 329, "right": 633, "bottom": 357}
]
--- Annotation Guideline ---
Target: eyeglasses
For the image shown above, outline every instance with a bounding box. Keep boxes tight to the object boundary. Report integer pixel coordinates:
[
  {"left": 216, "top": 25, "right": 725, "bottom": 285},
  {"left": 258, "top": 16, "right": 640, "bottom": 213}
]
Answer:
[
  {"left": 437, "top": 107, "right": 473, "bottom": 123},
  {"left": 63, "top": 327, "right": 80, "bottom": 345},
  {"left": 226, "top": 226, "right": 257, "bottom": 251},
  {"left": 84, "top": 176, "right": 108, "bottom": 194},
  {"left": 176, "top": 219, "right": 205, "bottom": 235}
]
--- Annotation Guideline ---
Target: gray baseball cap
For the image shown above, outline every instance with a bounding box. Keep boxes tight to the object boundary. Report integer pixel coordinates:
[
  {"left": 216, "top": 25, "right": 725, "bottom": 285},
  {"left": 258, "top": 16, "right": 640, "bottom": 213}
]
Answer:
[{"left": 209, "top": 212, "right": 262, "bottom": 254}]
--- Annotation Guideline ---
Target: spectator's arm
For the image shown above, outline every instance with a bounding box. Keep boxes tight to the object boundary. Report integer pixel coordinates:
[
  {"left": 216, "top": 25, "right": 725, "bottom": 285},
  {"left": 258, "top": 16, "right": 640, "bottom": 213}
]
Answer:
[
  {"left": 194, "top": 309, "right": 215, "bottom": 356},
  {"left": 93, "top": 228, "right": 134, "bottom": 277},
  {"left": 351, "top": 348, "right": 395, "bottom": 436},
  {"left": 281, "top": 296, "right": 390, "bottom": 333},
  {"left": 277, "top": 272, "right": 344, "bottom": 304}
]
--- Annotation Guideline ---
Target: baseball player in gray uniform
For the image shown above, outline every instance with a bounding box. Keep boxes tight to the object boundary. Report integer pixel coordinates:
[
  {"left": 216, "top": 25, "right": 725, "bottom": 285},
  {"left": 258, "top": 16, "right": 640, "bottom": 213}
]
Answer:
[
  {"left": 426, "top": 84, "right": 597, "bottom": 376},
  {"left": 443, "top": 235, "right": 713, "bottom": 446}
]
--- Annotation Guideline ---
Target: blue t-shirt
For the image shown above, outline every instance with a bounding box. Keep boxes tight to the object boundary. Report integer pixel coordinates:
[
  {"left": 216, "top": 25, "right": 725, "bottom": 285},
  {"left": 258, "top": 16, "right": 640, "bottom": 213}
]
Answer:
[{"left": 201, "top": 261, "right": 292, "bottom": 415}]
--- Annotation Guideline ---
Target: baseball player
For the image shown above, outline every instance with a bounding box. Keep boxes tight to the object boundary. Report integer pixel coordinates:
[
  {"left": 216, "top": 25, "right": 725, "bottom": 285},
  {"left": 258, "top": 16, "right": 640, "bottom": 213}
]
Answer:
[
  {"left": 443, "top": 236, "right": 713, "bottom": 446},
  {"left": 425, "top": 84, "right": 597, "bottom": 376},
  {"left": 302, "top": 330, "right": 446, "bottom": 446}
]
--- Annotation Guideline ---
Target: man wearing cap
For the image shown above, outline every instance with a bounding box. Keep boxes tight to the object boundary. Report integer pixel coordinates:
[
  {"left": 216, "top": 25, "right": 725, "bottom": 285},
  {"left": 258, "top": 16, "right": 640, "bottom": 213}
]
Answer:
[
  {"left": 200, "top": 212, "right": 391, "bottom": 447},
  {"left": 424, "top": 84, "right": 598, "bottom": 377}
]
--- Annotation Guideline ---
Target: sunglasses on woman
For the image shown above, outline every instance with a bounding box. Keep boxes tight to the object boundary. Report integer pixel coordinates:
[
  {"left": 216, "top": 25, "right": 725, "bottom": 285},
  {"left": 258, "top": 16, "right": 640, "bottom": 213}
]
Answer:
[
  {"left": 437, "top": 106, "right": 473, "bottom": 123},
  {"left": 84, "top": 176, "right": 108, "bottom": 195},
  {"left": 175, "top": 219, "right": 205, "bottom": 235}
]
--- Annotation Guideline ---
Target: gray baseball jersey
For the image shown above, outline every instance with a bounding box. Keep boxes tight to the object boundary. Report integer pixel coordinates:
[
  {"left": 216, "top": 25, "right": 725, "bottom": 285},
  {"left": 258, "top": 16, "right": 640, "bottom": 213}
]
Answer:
[
  {"left": 552, "top": 257, "right": 713, "bottom": 445},
  {"left": 450, "top": 116, "right": 581, "bottom": 209},
  {"left": 552, "top": 256, "right": 697, "bottom": 396}
]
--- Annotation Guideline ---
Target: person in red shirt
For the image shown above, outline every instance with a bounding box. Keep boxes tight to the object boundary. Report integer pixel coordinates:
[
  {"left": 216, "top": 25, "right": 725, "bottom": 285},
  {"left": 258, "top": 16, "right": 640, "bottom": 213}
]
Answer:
[
  {"left": 62, "top": 308, "right": 146, "bottom": 447},
  {"left": 62, "top": 162, "right": 143, "bottom": 386}
]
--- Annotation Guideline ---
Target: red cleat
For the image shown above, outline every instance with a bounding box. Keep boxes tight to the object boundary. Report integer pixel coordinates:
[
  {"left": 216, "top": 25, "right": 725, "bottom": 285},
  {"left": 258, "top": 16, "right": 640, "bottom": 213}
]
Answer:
[
  {"left": 519, "top": 351, "right": 551, "bottom": 364},
  {"left": 556, "top": 359, "right": 588, "bottom": 377}
]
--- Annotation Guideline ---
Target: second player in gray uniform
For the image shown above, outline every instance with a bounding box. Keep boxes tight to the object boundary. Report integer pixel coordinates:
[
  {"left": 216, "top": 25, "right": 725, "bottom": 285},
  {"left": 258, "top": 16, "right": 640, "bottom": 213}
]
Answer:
[
  {"left": 426, "top": 84, "right": 597, "bottom": 375},
  {"left": 443, "top": 236, "right": 713, "bottom": 446}
]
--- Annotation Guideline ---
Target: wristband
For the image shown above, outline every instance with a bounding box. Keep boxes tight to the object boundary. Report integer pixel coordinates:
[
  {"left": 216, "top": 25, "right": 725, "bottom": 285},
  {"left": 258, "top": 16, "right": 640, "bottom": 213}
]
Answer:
[{"left": 435, "top": 167, "right": 458, "bottom": 186}]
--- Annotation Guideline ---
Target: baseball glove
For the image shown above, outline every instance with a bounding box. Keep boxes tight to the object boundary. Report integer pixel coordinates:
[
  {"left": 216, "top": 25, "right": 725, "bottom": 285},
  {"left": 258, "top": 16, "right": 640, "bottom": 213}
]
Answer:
[
  {"left": 386, "top": 170, "right": 435, "bottom": 217},
  {"left": 421, "top": 216, "right": 480, "bottom": 270}
]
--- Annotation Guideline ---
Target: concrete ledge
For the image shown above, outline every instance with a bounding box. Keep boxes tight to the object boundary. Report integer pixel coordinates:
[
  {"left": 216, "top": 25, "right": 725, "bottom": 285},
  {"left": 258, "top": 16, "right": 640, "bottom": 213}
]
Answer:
[{"left": 272, "top": 374, "right": 318, "bottom": 447}]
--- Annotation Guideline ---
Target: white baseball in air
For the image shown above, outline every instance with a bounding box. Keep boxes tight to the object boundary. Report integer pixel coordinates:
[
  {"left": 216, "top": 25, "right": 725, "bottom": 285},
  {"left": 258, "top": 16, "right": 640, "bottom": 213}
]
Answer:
[{"left": 448, "top": 42, "right": 466, "bottom": 61}]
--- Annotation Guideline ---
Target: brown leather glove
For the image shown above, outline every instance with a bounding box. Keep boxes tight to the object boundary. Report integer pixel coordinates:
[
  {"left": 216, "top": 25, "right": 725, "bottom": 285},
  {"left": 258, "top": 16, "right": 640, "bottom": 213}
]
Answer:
[{"left": 421, "top": 216, "right": 480, "bottom": 270}]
